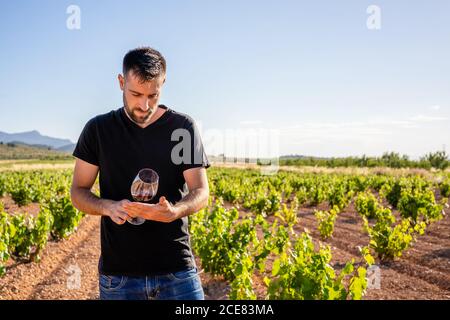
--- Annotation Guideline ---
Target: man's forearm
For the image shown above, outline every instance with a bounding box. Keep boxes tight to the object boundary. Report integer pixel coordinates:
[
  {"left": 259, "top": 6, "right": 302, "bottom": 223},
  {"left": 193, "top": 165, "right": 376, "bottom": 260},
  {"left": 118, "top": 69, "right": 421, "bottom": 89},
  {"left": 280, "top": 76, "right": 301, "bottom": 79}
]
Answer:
[
  {"left": 71, "top": 187, "right": 112, "bottom": 217},
  {"left": 173, "top": 187, "right": 209, "bottom": 219}
]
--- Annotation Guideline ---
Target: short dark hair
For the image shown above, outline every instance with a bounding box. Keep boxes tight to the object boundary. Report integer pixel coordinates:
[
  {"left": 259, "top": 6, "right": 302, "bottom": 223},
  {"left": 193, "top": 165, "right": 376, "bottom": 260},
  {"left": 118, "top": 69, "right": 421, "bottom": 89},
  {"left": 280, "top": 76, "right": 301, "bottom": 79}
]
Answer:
[{"left": 123, "top": 47, "right": 166, "bottom": 82}]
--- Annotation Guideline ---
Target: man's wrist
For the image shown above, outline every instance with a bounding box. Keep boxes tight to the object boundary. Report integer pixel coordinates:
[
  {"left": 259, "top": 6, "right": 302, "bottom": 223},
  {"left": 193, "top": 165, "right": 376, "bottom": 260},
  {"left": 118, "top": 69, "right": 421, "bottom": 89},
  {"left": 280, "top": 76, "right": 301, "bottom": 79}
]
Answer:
[
  {"left": 100, "top": 199, "right": 113, "bottom": 217},
  {"left": 172, "top": 203, "right": 187, "bottom": 220}
]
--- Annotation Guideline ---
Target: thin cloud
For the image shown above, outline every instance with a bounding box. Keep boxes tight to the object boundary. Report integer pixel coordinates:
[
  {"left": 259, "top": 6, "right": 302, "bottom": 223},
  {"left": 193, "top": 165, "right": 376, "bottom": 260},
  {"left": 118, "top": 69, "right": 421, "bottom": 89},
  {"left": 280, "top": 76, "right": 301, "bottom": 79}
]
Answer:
[
  {"left": 409, "top": 114, "right": 448, "bottom": 122},
  {"left": 239, "top": 120, "right": 263, "bottom": 125},
  {"left": 277, "top": 112, "right": 449, "bottom": 148}
]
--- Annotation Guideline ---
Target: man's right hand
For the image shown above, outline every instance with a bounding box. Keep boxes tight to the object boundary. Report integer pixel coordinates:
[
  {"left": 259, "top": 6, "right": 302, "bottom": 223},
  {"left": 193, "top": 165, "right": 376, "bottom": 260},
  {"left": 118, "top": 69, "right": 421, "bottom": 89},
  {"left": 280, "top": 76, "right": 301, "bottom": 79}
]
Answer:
[{"left": 103, "top": 199, "right": 132, "bottom": 225}]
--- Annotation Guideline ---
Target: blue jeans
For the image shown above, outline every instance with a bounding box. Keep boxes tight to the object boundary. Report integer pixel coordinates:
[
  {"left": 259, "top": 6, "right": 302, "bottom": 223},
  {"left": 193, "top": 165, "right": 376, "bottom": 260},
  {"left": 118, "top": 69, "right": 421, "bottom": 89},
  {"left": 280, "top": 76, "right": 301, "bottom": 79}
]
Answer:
[{"left": 99, "top": 267, "right": 205, "bottom": 300}]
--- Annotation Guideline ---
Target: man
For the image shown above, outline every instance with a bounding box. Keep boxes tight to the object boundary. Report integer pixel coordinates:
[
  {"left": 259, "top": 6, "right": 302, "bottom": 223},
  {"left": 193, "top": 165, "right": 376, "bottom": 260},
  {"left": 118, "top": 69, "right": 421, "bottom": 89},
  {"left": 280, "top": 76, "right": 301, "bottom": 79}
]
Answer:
[{"left": 70, "top": 47, "right": 210, "bottom": 300}]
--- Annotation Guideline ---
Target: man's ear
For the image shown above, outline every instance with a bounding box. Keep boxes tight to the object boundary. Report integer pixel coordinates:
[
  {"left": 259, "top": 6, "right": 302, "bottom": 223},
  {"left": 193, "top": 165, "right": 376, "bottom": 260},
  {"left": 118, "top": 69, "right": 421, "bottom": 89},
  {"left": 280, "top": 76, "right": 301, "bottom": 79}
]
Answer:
[{"left": 118, "top": 74, "right": 125, "bottom": 91}]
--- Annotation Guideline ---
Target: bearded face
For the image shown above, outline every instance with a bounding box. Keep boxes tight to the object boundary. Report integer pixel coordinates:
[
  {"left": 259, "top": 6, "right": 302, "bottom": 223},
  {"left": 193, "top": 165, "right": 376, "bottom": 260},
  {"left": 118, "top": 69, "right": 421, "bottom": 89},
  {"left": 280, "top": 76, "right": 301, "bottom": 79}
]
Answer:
[{"left": 119, "top": 70, "right": 165, "bottom": 124}]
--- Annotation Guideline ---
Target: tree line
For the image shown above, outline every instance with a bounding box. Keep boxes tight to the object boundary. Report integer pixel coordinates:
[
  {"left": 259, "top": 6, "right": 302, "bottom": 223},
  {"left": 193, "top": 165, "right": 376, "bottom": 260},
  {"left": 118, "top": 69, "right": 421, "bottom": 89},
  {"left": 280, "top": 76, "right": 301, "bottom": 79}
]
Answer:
[{"left": 279, "top": 151, "right": 449, "bottom": 170}]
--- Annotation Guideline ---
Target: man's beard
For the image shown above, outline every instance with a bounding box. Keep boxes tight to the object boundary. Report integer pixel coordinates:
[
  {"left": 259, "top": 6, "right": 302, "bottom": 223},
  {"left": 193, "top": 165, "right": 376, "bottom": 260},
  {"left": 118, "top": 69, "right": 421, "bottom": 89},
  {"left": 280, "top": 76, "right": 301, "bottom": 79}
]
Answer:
[{"left": 123, "top": 94, "right": 153, "bottom": 124}]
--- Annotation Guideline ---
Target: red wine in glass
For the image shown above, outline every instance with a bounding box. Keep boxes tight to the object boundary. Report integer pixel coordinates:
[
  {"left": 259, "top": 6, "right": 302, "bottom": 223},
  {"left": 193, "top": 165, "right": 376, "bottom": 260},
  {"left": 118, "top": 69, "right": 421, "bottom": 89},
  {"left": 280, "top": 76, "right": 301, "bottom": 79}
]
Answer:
[{"left": 129, "top": 168, "right": 159, "bottom": 225}]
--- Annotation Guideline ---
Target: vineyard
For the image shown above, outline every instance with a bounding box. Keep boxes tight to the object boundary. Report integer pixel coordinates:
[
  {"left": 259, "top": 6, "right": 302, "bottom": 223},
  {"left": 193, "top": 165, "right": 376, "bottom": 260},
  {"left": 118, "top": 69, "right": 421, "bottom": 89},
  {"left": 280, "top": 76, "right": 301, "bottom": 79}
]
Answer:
[
  {"left": 0, "top": 164, "right": 449, "bottom": 299},
  {"left": 0, "top": 170, "right": 85, "bottom": 276}
]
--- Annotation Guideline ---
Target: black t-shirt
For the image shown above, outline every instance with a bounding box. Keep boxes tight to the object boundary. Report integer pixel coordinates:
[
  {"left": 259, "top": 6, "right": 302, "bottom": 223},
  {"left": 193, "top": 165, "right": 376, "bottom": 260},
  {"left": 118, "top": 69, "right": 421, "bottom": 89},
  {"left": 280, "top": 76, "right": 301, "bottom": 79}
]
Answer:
[{"left": 72, "top": 105, "right": 210, "bottom": 276}]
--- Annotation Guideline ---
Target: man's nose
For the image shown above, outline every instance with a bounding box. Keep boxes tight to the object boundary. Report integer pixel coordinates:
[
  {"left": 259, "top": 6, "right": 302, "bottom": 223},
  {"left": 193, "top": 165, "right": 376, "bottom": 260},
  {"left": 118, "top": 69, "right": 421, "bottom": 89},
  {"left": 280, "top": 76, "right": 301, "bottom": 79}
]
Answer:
[{"left": 139, "top": 99, "right": 150, "bottom": 111}]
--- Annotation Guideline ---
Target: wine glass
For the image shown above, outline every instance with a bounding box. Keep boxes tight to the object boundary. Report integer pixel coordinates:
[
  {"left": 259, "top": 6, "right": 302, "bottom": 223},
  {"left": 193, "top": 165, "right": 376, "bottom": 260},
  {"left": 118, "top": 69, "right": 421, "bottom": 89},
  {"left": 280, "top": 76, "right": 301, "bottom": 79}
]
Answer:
[{"left": 129, "top": 168, "right": 159, "bottom": 225}]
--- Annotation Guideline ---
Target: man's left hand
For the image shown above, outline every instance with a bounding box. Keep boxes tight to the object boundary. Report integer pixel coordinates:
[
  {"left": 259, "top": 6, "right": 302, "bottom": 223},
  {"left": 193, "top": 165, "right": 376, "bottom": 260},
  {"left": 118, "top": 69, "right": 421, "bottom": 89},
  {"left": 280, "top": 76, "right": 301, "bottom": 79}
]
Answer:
[{"left": 123, "top": 196, "right": 178, "bottom": 223}]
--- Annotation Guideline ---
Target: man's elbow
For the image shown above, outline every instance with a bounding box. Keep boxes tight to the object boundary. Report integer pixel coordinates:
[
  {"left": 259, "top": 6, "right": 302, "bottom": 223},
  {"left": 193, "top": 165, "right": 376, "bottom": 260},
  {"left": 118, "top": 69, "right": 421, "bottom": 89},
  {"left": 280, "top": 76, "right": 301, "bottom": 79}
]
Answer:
[
  {"left": 201, "top": 187, "right": 210, "bottom": 208},
  {"left": 70, "top": 185, "right": 81, "bottom": 210}
]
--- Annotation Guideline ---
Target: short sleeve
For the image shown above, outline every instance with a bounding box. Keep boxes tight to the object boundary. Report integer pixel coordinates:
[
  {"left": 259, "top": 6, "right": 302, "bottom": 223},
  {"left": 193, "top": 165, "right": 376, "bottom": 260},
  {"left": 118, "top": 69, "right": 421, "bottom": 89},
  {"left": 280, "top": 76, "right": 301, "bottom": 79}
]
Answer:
[
  {"left": 180, "top": 118, "right": 210, "bottom": 172},
  {"left": 72, "top": 117, "right": 99, "bottom": 166}
]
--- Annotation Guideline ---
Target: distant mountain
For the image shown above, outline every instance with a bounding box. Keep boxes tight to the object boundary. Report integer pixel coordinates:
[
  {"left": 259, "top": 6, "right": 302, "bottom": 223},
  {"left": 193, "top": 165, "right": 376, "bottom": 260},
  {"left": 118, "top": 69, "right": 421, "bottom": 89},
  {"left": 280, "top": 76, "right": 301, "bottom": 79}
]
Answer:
[
  {"left": 0, "top": 141, "right": 74, "bottom": 160},
  {"left": 7, "top": 140, "right": 54, "bottom": 150},
  {"left": 0, "top": 130, "right": 74, "bottom": 151},
  {"left": 56, "top": 143, "right": 76, "bottom": 153}
]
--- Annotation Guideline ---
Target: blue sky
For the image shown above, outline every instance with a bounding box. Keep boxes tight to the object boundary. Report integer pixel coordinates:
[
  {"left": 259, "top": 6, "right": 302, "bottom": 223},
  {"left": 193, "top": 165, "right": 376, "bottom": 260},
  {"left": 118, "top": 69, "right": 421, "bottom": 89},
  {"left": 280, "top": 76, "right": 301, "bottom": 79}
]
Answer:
[{"left": 0, "top": 0, "right": 449, "bottom": 158}]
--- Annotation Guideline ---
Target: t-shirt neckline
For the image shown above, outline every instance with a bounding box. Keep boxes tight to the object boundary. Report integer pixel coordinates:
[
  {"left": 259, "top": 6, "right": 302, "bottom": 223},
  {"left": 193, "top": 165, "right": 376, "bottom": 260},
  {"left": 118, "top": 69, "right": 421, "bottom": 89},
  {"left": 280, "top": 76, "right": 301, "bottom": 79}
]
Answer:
[{"left": 120, "top": 105, "right": 171, "bottom": 130}]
